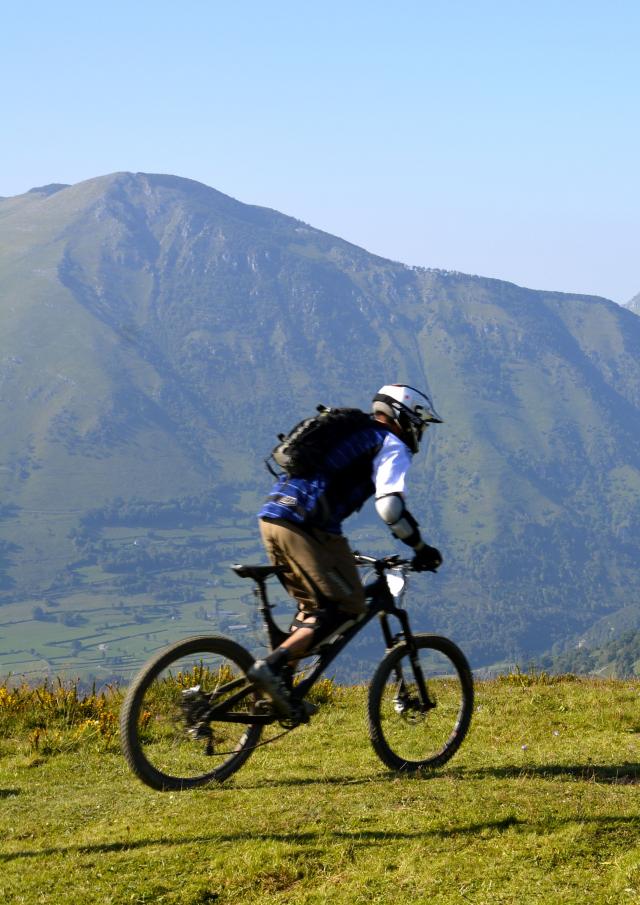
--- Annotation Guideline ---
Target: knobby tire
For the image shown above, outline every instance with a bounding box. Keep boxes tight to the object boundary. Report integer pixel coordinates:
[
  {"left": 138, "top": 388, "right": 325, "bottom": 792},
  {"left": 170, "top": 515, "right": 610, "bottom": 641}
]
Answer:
[
  {"left": 120, "top": 635, "right": 262, "bottom": 790},
  {"left": 367, "top": 633, "right": 473, "bottom": 772}
]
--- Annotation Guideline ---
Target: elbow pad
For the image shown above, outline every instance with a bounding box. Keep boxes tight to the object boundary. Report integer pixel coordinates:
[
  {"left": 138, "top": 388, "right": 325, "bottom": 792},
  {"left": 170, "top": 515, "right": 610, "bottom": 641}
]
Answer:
[{"left": 375, "top": 493, "right": 422, "bottom": 548}]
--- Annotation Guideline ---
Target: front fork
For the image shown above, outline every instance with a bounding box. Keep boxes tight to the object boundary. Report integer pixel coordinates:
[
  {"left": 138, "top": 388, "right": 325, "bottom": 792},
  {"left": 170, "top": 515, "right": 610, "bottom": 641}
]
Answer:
[{"left": 379, "top": 609, "right": 434, "bottom": 712}]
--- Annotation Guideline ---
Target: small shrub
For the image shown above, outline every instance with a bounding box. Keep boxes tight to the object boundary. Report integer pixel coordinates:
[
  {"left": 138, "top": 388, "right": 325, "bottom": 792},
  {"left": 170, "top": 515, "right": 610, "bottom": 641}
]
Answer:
[
  {"left": 0, "top": 678, "right": 122, "bottom": 754},
  {"left": 305, "top": 676, "right": 340, "bottom": 705},
  {"left": 496, "top": 668, "right": 580, "bottom": 687},
  {"left": 28, "top": 727, "right": 80, "bottom": 756}
]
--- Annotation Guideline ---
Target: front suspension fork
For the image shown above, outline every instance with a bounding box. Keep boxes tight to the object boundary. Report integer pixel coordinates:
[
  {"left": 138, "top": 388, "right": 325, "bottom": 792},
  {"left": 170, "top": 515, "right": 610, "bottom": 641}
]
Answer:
[{"left": 379, "top": 610, "right": 434, "bottom": 711}]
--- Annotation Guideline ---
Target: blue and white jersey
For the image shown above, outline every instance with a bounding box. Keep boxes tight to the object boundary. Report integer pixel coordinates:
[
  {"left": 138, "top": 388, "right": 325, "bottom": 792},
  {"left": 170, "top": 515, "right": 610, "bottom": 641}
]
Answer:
[{"left": 258, "top": 423, "right": 412, "bottom": 534}]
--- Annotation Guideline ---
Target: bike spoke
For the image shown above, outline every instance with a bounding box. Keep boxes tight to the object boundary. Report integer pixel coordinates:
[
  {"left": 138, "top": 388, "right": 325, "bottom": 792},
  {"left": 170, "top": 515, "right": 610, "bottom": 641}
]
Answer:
[
  {"left": 121, "top": 636, "right": 271, "bottom": 789},
  {"left": 368, "top": 635, "right": 473, "bottom": 771}
]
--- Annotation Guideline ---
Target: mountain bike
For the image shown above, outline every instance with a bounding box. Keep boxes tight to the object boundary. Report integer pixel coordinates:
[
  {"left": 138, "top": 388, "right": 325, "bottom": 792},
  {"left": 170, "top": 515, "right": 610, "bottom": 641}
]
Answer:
[{"left": 120, "top": 553, "right": 474, "bottom": 790}]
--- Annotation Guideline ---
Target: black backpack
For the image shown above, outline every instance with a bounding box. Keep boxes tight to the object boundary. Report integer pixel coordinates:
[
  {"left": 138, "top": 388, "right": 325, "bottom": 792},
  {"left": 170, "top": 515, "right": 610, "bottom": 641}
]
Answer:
[{"left": 266, "top": 405, "right": 375, "bottom": 478}]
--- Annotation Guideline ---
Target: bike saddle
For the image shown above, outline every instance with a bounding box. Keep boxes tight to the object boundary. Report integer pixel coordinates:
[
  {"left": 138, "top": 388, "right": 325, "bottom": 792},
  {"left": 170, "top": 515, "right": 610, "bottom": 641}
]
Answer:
[{"left": 231, "top": 563, "right": 289, "bottom": 581}]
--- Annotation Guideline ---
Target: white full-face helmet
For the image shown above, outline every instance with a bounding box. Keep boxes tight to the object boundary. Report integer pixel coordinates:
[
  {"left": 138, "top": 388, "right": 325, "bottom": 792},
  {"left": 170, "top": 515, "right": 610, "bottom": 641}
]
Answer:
[{"left": 372, "top": 384, "right": 442, "bottom": 453}]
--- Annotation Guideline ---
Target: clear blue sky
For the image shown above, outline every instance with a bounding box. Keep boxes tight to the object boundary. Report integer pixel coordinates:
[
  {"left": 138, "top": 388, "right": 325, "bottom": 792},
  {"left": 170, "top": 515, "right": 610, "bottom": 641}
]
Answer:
[{"left": 3, "top": 0, "right": 639, "bottom": 303}]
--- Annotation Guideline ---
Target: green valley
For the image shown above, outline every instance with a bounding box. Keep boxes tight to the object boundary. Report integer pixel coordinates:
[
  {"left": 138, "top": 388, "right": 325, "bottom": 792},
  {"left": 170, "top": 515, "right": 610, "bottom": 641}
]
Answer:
[{"left": 1, "top": 173, "right": 639, "bottom": 677}]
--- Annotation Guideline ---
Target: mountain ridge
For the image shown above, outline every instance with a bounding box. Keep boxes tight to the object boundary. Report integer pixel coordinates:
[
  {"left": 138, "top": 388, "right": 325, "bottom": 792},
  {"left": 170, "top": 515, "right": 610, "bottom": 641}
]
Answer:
[
  {"left": 1, "top": 172, "right": 639, "bottom": 676},
  {"left": 627, "top": 291, "right": 640, "bottom": 314}
]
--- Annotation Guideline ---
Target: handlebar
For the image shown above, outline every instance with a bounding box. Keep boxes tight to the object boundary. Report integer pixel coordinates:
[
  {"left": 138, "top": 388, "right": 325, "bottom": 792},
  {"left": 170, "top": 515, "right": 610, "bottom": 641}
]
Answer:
[{"left": 353, "top": 552, "right": 412, "bottom": 571}]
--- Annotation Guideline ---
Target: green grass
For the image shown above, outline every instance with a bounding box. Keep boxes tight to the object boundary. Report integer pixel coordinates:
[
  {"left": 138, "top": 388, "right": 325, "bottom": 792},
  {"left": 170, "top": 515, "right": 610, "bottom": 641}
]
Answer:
[{"left": 1, "top": 675, "right": 640, "bottom": 904}]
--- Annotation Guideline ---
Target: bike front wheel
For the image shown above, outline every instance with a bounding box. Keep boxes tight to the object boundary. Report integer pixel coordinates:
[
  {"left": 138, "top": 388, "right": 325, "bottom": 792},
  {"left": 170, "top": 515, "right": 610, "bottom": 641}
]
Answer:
[
  {"left": 367, "top": 634, "right": 473, "bottom": 772},
  {"left": 120, "top": 635, "right": 264, "bottom": 790}
]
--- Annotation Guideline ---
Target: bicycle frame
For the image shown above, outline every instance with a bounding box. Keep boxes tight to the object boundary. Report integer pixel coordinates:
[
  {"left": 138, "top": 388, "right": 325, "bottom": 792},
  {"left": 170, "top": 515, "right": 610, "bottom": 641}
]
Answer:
[
  {"left": 204, "top": 555, "right": 430, "bottom": 727},
  {"left": 121, "top": 553, "right": 473, "bottom": 788},
  {"left": 290, "top": 573, "right": 417, "bottom": 704}
]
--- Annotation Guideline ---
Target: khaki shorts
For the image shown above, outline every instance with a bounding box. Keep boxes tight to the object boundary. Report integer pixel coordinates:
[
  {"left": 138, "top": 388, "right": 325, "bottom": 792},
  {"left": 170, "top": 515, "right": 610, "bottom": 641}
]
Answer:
[{"left": 259, "top": 518, "right": 366, "bottom": 616}]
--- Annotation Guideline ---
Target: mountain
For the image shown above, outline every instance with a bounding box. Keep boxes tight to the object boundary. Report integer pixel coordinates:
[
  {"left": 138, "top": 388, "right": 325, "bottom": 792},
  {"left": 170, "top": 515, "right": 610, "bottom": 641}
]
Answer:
[
  {"left": 1, "top": 172, "right": 640, "bottom": 678},
  {"left": 627, "top": 293, "right": 640, "bottom": 314}
]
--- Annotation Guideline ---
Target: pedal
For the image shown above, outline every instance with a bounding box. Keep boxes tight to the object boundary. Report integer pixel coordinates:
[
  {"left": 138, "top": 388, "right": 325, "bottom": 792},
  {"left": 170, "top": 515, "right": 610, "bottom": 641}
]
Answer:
[
  {"left": 290, "top": 699, "right": 319, "bottom": 724},
  {"left": 187, "top": 722, "right": 212, "bottom": 741}
]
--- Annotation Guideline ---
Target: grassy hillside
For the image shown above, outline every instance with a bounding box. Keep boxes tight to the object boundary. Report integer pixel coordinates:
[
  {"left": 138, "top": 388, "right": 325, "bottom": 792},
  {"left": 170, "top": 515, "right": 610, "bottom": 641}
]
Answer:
[
  {"left": 1, "top": 173, "right": 640, "bottom": 673},
  {"left": 1, "top": 674, "right": 639, "bottom": 904}
]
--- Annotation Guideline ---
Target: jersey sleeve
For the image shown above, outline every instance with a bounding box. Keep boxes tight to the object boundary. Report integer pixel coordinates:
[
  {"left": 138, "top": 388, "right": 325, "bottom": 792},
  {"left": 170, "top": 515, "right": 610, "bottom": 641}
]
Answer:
[{"left": 372, "top": 433, "right": 412, "bottom": 496}]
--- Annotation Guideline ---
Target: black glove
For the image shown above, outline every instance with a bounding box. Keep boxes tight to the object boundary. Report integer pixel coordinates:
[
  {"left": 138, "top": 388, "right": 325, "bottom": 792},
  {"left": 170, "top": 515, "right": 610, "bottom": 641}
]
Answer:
[{"left": 411, "top": 543, "right": 442, "bottom": 572}]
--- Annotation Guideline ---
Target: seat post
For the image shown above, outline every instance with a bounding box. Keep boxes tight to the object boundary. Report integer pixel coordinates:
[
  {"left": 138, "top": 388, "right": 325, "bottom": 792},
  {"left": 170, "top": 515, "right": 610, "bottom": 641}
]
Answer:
[
  {"left": 232, "top": 562, "right": 290, "bottom": 651},
  {"left": 253, "top": 578, "right": 289, "bottom": 652},
  {"left": 253, "top": 578, "right": 270, "bottom": 609}
]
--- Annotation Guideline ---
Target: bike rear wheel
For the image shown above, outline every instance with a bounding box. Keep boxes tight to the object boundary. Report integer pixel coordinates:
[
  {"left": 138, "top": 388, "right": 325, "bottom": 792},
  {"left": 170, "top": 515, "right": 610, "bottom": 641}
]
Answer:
[
  {"left": 120, "top": 635, "right": 264, "bottom": 790},
  {"left": 367, "top": 634, "right": 473, "bottom": 772}
]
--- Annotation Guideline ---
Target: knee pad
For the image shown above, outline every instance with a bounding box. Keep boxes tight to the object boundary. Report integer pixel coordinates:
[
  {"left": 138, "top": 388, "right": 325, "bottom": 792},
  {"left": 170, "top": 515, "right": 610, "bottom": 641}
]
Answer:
[{"left": 289, "top": 608, "right": 356, "bottom": 646}]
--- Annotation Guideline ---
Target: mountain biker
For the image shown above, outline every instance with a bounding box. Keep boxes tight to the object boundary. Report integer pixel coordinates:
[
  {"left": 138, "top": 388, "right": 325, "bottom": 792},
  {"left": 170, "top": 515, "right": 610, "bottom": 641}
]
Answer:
[{"left": 249, "top": 384, "right": 443, "bottom": 718}]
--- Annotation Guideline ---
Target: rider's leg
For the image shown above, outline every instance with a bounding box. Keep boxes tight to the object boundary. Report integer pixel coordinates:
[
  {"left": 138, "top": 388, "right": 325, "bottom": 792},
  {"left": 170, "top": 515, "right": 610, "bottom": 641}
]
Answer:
[
  {"left": 264, "top": 603, "right": 357, "bottom": 677},
  {"left": 259, "top": 518, "right": 367, "bottom": 617},
  {"left": 259, "top": 519, "right": 366, "bottom": 665},
  {"left": 252, "top": 606, "right": 355, "bottom": 716},
  {"left": 251, "top": 519, "right": 366, "bottom": 715},
  {"left": 265, "top": 617, "right": 315, "bottom": 664}
]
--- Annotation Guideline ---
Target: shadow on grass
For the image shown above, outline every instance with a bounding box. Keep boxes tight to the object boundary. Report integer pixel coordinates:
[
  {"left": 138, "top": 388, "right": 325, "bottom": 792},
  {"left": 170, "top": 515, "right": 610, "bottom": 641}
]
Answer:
[
  {"left": 232, "top": 761, "right": 640, "bottom": 790},
  {"left": 233, "top": 774, "right": 397, "bottom": 790},
  {"left": 0, "top": 789, "right": 20, "bottom": 798},
  {"left": 3, "top": 814, "right": 640, "bottom": 862},
  {"left": 448, "top": 763, "right": 640, "bottom": 784}
]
